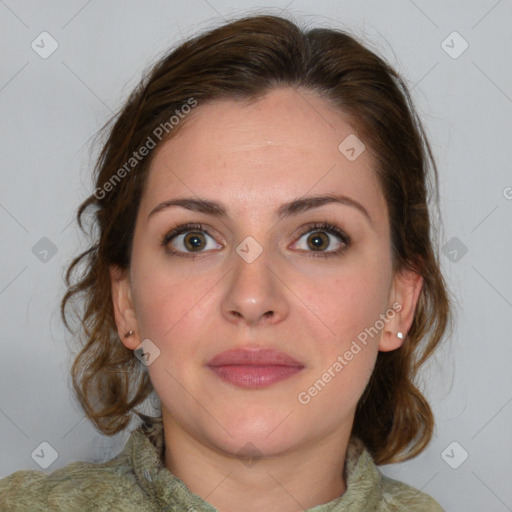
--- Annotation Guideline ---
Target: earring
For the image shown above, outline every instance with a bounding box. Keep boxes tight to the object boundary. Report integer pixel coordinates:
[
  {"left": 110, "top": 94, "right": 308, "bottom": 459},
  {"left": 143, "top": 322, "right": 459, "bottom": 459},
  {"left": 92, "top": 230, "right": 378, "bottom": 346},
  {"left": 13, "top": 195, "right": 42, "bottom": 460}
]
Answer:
[
  {"left": 124, "top": 330, "right": 135, "bottom": 338},
  {"left": 396, "top": 332, "right": 404, "bottom": 339}
]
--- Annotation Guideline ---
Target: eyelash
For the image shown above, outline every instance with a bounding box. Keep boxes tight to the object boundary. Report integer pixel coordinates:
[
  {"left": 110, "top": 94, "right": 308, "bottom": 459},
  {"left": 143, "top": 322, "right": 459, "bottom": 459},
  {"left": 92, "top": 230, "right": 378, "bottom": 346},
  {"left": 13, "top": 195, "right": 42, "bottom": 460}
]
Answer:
[{"left": 160, "top": 221, "right": 351, "bottom": 260}]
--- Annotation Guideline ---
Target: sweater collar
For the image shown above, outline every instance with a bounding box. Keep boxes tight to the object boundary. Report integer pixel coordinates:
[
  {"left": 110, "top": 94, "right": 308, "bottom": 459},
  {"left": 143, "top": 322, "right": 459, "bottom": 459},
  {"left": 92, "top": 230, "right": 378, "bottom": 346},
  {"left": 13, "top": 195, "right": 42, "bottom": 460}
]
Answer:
[{"left": 121, "top": 418, "right": 383, "bottom": 511}]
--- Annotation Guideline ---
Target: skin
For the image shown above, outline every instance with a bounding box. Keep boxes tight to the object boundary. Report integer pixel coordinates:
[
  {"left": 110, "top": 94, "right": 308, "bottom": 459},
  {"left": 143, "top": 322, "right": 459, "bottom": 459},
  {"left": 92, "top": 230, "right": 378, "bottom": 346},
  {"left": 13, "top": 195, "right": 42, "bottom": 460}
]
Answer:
[{"left": 110, "top": 87, "right": 423, "bottom": 512}]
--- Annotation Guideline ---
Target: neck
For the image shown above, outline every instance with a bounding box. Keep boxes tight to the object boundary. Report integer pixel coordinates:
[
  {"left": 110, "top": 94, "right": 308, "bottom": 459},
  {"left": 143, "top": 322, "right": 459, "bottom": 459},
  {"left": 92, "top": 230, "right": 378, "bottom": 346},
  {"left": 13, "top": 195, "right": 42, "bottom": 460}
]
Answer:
[{"left": 162, "top": 417, "right": 351, "bottom": 512}]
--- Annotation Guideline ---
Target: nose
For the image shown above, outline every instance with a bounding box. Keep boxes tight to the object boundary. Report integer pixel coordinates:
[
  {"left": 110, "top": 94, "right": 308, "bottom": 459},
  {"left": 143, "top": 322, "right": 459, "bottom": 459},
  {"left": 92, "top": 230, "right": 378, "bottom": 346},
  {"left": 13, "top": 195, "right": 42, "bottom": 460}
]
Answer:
[{"left": 221, "top": 247, "right": 289, "bottom": 327}]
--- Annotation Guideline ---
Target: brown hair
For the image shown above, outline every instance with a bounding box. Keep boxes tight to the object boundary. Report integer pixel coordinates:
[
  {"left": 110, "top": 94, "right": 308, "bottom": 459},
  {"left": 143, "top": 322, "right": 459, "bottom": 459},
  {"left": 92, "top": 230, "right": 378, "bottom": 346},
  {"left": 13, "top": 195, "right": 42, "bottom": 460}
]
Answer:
[{"left": 61, "top": 13, "right": 451, "bottom": 465}]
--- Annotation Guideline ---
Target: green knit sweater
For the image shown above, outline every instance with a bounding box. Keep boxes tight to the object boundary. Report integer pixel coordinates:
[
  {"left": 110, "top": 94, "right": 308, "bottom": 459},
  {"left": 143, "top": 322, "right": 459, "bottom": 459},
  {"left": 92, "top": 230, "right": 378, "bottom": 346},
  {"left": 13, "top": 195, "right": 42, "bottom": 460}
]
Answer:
[{"left": 0, "top": 420, "right": 444, "bottom": 511}]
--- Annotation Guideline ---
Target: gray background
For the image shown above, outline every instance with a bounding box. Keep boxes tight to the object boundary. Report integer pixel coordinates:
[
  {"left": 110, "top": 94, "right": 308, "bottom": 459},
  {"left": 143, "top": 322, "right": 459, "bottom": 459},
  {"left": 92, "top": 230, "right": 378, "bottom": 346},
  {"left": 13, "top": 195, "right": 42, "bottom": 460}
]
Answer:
[{"left": 1, "top": 1, "right": 511, "bottom": 510}]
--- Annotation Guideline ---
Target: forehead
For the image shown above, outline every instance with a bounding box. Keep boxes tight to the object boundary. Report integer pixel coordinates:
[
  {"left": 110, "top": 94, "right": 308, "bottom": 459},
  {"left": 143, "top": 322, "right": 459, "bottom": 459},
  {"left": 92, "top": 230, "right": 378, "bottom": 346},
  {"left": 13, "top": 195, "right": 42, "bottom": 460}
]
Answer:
[{"left": 141, "top": 87, "right": 386, "bottom": 224}]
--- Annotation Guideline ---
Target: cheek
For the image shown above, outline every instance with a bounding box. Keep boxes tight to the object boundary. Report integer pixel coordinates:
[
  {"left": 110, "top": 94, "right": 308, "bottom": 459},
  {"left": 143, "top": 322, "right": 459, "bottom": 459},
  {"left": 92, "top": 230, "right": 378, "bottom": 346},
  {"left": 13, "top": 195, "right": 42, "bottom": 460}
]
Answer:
[
  {"left": 296, "top": 275, "right": 381, "bottom": 412},
  {"left": 130, "top": 249, "right": 218, "bottom": 342},
  {"left": 295, "top": 261, "right": 391, "bottom": 348},
  {"left": 297, "top": 351, "right": 377, "bottom": 419},
  {"left": 290, "top": 258, "right": 389, "bottom": 407}
]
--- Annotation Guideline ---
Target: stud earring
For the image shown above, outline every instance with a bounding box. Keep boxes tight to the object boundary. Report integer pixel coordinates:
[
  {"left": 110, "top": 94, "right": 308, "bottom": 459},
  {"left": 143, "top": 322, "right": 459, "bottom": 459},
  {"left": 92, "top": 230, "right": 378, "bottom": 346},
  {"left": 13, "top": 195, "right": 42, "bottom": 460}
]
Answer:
[
  {"left": 397, "top": 332, "right": 404, "bottom": 339},
  {"left": 124, "top": 330, "right": 135, "bottom": 338}
]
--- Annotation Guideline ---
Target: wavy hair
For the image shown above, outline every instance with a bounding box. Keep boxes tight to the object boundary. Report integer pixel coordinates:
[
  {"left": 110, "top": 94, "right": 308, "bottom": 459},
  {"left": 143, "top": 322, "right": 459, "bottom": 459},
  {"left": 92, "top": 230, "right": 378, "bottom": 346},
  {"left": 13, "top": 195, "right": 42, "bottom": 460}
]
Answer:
[{"left": 61, "top": 13, "right": 451, "bottom": 465}]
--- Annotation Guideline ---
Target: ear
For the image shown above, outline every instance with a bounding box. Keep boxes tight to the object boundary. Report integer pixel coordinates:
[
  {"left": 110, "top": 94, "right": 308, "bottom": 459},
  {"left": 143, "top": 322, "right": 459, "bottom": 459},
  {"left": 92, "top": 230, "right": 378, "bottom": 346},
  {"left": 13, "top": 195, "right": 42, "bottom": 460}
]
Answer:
[
  {"left": 110, "top": 264, "right": 140, "bottom": 350},
  {"left": 379, "top": 266, "right": 423, "bottom": 352}
]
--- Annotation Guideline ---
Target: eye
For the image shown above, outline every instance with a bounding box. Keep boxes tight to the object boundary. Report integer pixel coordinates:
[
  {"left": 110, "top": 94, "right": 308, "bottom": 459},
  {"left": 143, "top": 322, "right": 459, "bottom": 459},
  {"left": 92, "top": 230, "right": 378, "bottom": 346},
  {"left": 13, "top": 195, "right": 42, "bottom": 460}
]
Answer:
[
  {"left": 161, "top": 223, "right": 222, "bottom": 258},
  {"left": 161, "top": 221, "right": 351, "bottom": 260},
  {"left": 292, "top": 222, "right": 351, "bottom": 258}
]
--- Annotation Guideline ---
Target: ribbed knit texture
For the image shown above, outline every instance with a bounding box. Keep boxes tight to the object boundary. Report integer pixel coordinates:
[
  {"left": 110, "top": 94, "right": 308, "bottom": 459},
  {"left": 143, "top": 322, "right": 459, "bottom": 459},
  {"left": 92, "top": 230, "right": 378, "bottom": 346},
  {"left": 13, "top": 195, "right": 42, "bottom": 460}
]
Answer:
[{"left": 0, "top": 419, "right": 444, "bottom": 511}]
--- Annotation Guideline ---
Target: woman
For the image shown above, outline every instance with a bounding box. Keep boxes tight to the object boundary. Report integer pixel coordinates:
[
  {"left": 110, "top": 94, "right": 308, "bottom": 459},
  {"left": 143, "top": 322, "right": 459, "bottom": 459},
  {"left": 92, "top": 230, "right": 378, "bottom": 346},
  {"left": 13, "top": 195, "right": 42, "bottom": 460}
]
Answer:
[{"left": 0, "top": 13, "right": 450, "bottom": 511}]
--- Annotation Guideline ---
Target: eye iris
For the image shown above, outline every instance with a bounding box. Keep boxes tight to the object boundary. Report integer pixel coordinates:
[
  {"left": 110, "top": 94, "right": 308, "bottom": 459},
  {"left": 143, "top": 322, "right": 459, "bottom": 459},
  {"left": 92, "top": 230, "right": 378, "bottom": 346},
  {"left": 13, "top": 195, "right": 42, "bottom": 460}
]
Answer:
[
  {"left": 307, "top": 232, "right": 329, "bottom": 251},
  {"left": 184, "top": 232, "right": 205, "bottom": 251}
]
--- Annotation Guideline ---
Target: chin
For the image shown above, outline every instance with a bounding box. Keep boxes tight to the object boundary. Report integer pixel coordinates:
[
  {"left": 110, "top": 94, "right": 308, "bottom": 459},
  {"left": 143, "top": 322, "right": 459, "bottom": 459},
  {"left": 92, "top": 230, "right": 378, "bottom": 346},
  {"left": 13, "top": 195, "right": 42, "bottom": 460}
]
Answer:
[
  {"left": 204, "top": 411, "right": 306, "bottom": 457},
  {"left": 213, "top": 431, "right": 300, "bottom": 460}
]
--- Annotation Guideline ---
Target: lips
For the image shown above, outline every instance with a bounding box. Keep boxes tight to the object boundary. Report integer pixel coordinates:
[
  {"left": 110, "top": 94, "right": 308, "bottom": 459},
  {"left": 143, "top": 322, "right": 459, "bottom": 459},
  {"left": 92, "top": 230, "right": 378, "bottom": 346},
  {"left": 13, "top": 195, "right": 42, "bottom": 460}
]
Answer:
[
  {"left": 207, "top": 348, "right": 303, "bottom": 367},
  {"left": 207, "top": 348, "right": 304, "bottom": 389}
]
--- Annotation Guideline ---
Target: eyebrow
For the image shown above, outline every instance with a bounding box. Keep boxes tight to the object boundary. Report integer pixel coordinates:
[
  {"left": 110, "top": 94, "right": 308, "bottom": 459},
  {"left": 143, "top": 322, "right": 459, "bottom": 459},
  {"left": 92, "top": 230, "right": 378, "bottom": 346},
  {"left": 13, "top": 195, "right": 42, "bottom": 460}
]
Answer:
[
  {"left": 148, "top": 194, "right": 373, "bottom": 224},
  {"left": 147, "top": 194, "right": 372, "bottom": 224}
]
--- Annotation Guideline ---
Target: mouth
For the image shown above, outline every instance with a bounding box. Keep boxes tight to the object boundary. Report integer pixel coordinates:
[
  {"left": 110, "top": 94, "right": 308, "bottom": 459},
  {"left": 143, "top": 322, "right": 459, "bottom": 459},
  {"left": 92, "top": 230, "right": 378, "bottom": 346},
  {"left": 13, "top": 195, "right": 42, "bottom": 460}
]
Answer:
[{"left": 206, "top": 348, "right": 305, "bottom": 389}]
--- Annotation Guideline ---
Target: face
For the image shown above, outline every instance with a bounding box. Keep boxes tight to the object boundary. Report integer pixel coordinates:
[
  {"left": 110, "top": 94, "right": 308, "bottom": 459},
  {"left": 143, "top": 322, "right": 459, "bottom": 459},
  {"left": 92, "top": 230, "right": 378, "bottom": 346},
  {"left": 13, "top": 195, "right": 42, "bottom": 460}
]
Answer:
[{"left": 111, "top": 87, "right": 422, "bottom": 459}]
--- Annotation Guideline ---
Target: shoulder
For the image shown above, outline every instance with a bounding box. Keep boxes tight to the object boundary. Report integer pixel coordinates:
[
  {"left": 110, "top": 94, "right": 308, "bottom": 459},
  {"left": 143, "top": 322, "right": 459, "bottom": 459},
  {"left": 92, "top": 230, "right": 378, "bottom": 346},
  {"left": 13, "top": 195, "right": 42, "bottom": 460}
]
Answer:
[
  {"left": 378, "top": 473, "right": 445, "bottom": 512},
  {"left": 343, "top": 437, "right": 444, "bottom": 512},
  {"left": 0, "top": 443, "right": 151, "bottom": 511}
]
